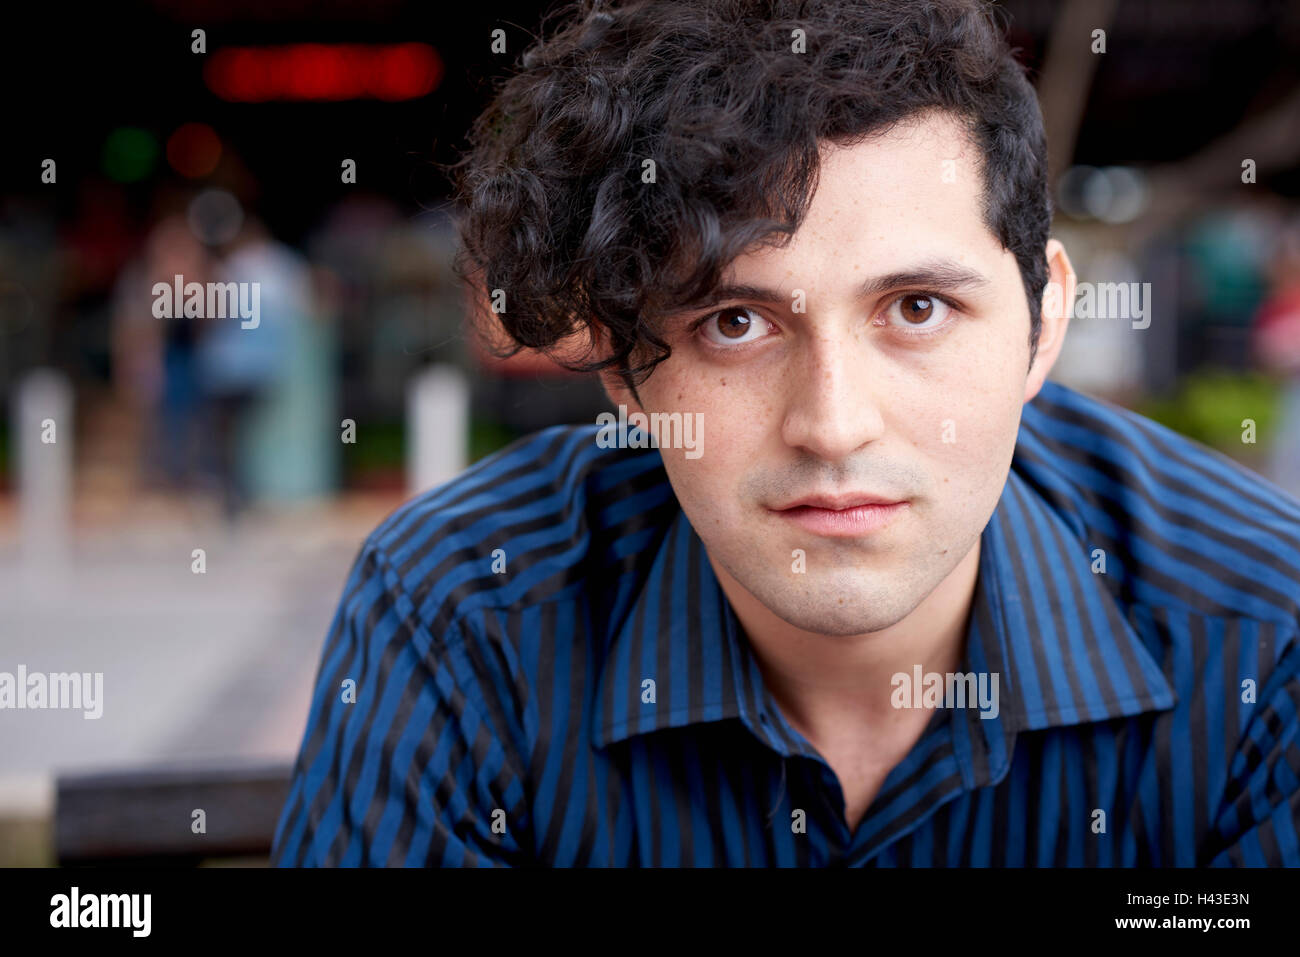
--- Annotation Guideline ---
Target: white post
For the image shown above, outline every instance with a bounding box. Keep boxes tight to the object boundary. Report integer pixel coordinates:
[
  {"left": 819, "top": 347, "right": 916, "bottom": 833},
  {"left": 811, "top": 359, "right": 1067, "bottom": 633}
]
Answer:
[
  {"left": 14, "top": 368, "right": 73, "bottom": 593},
  {"left": 406, "top": 364, "right": 469, "bottom": 495}
]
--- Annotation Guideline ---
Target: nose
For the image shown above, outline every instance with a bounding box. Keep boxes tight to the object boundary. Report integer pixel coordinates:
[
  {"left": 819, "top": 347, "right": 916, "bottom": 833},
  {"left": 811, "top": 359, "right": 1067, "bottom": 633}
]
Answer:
[{"left": 779, "top": 330, "right": 886, "bottom": 461}]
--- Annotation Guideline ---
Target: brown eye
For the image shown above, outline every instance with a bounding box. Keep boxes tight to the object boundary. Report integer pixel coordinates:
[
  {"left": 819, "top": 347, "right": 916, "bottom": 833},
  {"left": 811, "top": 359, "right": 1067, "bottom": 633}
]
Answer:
[
  {"left": 715, "top": 308, "right": 753, "bottom": 338},
  {"left": 886, "top": 293, "right": 952, "bottom": 332},
  {"left": 899, "top": 295, "right": 934, "bottom": 324},
  {"left": 699, "top": 307, "right": 772, "bottom": 346}
]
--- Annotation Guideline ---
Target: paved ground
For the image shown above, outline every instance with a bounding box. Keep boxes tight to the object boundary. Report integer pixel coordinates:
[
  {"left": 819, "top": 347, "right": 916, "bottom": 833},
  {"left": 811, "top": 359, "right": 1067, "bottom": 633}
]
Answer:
[{"left": 0, "top": 490, "right": 403, "bottom": 811}]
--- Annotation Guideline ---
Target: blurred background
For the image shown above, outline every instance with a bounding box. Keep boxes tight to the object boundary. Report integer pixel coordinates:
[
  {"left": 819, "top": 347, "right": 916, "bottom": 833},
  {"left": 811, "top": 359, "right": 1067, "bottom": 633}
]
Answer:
[{"left": 0, "top": 0, "right": 1298, "bottom": 865}]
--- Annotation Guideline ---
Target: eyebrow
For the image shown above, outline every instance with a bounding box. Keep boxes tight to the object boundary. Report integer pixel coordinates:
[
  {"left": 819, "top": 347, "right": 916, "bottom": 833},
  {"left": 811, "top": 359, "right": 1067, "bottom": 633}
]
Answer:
[{"left": 686, "top": 259, "right": 992, "bottom": 309}]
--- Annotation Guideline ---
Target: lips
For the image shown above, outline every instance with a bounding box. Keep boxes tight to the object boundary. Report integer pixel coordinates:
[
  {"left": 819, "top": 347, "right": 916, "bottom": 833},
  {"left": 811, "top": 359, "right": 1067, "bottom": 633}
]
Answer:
[
  {"left": 769, "top": 492, "right": 910, "bottom": 537},
  {"left": 773, "top": 492, "right": 906, "bottom": 511}
]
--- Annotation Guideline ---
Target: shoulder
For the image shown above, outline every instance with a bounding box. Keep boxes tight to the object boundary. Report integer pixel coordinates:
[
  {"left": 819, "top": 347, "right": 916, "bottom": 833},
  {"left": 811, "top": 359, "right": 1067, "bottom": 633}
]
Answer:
[
  {"left": 349, "top": 422, "right": 675, "bottom": 635},
  {"left": 1015, "top": 379, "right": 1300, "bottom": 630}
]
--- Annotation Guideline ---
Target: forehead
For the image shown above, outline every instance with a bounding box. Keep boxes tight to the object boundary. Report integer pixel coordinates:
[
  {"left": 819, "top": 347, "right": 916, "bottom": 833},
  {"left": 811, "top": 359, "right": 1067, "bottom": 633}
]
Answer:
[{"left": 725, "top": 110, "right": 1007, "bottom": 287}]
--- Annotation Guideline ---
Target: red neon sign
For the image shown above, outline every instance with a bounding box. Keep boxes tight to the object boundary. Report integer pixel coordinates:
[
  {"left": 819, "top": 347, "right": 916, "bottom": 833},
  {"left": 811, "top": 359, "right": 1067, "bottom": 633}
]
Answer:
[{"left": 205, "top": 43, "right": 443, "bottom": 102}]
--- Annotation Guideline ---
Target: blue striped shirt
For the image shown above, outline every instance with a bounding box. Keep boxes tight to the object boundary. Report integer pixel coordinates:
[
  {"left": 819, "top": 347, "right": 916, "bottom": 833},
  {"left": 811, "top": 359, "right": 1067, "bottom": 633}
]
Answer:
[{"left": 272, "top": 379, "right": 1300, "bottom": 866}]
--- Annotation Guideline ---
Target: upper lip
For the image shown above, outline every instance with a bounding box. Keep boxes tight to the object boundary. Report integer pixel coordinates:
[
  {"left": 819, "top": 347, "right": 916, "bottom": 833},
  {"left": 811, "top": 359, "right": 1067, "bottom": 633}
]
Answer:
[{"left": 772, "top": 492, "right": 907, "bottom": 511}]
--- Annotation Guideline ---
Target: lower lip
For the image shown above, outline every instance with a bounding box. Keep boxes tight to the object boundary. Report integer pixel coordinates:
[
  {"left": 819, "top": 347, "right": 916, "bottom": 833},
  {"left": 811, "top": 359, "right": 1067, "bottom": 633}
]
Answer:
[{"left": 773, "top": 502, "right": 909, "bottom": 537}]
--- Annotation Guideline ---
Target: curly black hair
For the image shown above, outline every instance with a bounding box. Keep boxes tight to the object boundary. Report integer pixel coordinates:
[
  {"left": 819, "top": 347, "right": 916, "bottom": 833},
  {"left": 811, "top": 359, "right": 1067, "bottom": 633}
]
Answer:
[{"left": 448, "top": 0, "right": 1052, "bottom": 394}]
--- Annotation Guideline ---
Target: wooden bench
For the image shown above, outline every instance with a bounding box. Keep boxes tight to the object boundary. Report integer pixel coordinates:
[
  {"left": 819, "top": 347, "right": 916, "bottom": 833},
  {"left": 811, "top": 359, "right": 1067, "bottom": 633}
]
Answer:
[{"left": 55, "top": 761, "right": 293, "bottom": 866}]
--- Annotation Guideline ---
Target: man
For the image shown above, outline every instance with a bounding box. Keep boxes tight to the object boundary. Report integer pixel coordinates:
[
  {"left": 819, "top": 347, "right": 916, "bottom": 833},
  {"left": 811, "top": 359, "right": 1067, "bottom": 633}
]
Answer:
[{"left": 273, "top": 0, "right": 1300, "bottom": 866}]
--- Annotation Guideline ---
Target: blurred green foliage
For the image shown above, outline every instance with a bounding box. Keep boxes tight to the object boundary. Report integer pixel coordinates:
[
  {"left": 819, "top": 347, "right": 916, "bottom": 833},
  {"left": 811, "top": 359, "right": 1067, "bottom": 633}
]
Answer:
[
  {"left": 339, "top": 416, "right": 525, "bottom": 484},
  {"left": 341, "top": 420, "right": 405, "bottom": 481},
  {"left": 469, "top": 418, "right": 520, "bottom": 464},
  {"left": 1135, "top": 369, "right": 1281, "bottom": 454}
]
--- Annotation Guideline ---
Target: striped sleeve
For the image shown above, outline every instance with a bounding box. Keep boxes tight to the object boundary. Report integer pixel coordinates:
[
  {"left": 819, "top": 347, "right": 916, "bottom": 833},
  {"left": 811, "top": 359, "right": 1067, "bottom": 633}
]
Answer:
[
  {"left": 1204, "top": 635, "right": 1300, "bottom": 866},
  {"left": 271, "top": 541, "right": 531, "bottom": 867}
]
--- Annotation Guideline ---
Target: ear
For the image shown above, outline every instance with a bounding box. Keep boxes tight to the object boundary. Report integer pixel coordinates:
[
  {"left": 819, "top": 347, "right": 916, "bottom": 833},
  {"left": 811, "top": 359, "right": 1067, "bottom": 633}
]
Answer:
[
  {"left": 596, "top": 368, "right": 644, "bottom": 416},
  {"left": 1024, "top": 238, "right": 1075, "bottom": 403},
  {"left": 590, "top": 324, "right": 648, "bottom": 416}
]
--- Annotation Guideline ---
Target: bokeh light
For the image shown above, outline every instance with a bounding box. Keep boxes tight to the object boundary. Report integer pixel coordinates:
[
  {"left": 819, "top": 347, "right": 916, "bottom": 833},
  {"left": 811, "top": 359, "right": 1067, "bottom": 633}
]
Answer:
[
  {"left": 101, "top": 127, "right": 158, "bottom": 183},
  {"left": 166, "top": 122, "right": 223, "bottom": 179}
]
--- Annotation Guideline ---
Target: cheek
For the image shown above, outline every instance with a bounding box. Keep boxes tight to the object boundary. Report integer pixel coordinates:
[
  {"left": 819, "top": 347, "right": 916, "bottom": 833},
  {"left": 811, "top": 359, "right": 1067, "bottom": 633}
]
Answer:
[
  {"left": 648, "top": 371, "right": 762, "bottom": 510},
  {"left": 895, "top": 356, "right": 1024, "bottom": 487}
]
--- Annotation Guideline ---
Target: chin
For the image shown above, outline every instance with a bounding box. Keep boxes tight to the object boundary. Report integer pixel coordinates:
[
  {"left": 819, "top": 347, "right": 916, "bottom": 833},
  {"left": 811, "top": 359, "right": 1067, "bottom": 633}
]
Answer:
[{"left": 763, "top": 587, "right": 914, "bottom": 637}]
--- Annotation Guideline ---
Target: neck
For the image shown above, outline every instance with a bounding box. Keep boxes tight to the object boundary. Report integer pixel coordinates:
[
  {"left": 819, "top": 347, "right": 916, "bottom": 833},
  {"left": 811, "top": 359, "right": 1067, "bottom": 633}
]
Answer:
[{"left": 710, "top": 538, "right": 981, "bottom": 741}]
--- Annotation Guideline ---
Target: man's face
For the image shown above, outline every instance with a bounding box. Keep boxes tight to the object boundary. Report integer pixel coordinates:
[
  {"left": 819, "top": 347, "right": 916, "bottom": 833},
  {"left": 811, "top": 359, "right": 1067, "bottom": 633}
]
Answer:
[{"left": 608, "top": 110, "right": 1050, "bottom": 636}]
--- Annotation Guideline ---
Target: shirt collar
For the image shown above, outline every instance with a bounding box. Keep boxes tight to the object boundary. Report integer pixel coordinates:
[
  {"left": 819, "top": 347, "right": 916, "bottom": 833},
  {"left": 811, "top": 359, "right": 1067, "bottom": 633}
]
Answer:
[{"left": 590, "top": 444, "right": 1177, "bottom": 767}]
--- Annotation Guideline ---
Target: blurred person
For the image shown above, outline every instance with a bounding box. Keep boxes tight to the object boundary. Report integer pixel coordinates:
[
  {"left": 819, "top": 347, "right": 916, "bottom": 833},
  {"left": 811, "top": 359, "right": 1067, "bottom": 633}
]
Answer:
[
  {"left": 276, "top": 0, "right": 1300, "bottom": 867},
  {"left": 110, "top": 213, "right": 210, "bottom": 489},
  {"left": 195, "top": 216, "right": 296, "bottom": 519},
  {"left": 1252, "top": 214, "right": 1300, "bottom": 498}
]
